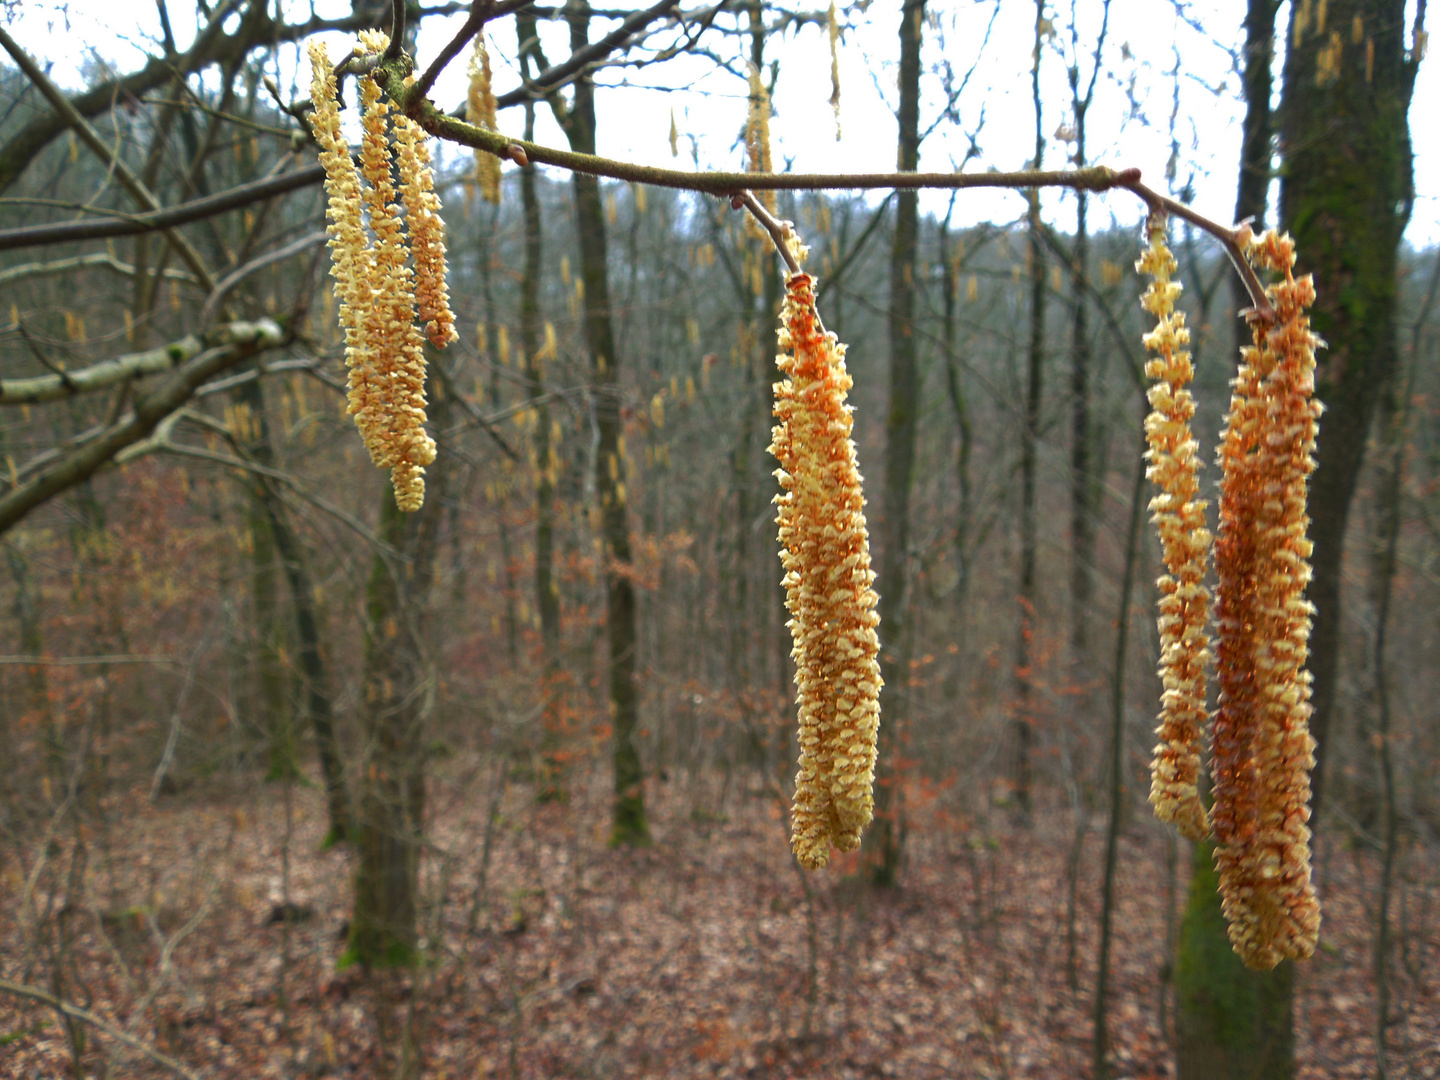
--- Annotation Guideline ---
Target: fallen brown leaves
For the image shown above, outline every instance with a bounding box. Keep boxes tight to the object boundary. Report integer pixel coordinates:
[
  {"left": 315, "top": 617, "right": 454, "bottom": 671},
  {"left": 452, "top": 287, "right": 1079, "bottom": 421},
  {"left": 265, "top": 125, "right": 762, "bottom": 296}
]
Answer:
[{"left": 1, "top": 766, "right": 1436, "bottom": 1079}]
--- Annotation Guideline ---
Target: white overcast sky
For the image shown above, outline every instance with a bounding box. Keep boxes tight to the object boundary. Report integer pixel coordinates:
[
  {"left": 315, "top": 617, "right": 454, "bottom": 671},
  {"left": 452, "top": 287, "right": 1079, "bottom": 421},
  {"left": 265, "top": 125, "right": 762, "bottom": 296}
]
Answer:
[{"left": 8, "top": 1, "right": 1437, "bottom": 246}]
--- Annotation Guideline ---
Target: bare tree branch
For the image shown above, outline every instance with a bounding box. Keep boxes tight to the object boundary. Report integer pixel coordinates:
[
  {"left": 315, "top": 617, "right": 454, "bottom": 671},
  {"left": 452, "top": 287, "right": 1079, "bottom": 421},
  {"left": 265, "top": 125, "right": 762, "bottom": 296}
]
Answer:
[
  {"left": 0, "top": 2, "right": 468, "bottom": 194},
  {"left": 491, "top": 0, "right": 681, "bottom": 110},
  {"left": 0, "top": 252, "right": 194, "bottom": 288},
  {"left": 200, "top": 231, "right": 328, "bottom": 324},
  {"left": 0, "top": 978, "right": 201, "bottom": 1080},
  {"left": 0, "top": 165, "right": 328, "bottom": 253},
  {"left": 0, "top": 25, "right": 216, "bottom": 290},
  {"left": 0, "top": 321, "right": 276, "bottom": 405},
  {"left": 0, "top": 319, "right": 286, "bottom": 536}
]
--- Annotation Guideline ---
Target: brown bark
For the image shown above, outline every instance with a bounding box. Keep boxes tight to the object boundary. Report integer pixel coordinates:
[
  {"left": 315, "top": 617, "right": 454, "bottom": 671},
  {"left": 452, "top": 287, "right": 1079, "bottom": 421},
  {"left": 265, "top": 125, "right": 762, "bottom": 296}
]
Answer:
[
  {"left": 1013, "top": 0, "right": 1047, "bottom": 821},
  {"left": 348, "top": 381, "right": 450, "bottom": 967},
  {"left": 557, "top": 0, "right": 647, "bottom": 844},
  {"left": 871, "top": 0, "right": 924, "bottom": 885},
  {"left": 515, "top": 54, "right": 566, "bottom": 797}
]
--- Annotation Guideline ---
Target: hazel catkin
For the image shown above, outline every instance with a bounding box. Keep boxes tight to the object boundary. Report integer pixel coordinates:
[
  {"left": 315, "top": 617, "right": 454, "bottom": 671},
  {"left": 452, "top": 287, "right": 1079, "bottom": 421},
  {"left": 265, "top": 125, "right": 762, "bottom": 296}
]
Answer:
[
  {"left": 770, "top": 270, "right": 881, "bottom": 870},
  {"left": 1139, "top": 216, "right": 1212, "bottom": 843}
]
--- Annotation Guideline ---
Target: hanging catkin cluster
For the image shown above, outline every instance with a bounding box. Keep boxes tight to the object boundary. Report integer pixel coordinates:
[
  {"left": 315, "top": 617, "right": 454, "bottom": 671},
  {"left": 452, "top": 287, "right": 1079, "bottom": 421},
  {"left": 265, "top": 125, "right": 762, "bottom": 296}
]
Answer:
[
  {"left": 770, "top": 269, "right": 882, "bottom": 870},
  {"left": 1139, "top": 217, "right": 1212, "bottom": 843},
  {"left": 1140, "top": 221, "right": 1324, "bottom": 971},
  {"left": 308, "top": 35, "right": 455, "bottom": 512},
  {"left": 1210, "top": 228, "right": 1323, "bottom": 970}
]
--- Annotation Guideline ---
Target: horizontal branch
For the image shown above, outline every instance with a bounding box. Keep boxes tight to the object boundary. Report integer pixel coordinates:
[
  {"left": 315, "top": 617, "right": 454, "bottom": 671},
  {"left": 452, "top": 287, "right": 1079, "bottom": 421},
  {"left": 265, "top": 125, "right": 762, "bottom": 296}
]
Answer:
[
  {"left": 0, "top": 321, "right": 278, "bottom": 405},
  {"left": 0, "top": 319, "right": 286, "bottom": 536},
  {"left": 0, "top": 165, "right": 326, "bottom": 253},
  {"left": 0, "top": 252, "right": 194, "bottom": 289},
  {"left": 406, "top": 89, "right": 1133, "bottom": 197},
  {"left": 398, "top": 69, "right": 1278, "bottom": 324},
  {"left": 0, "top": 654, "right": 175, "bottom": 666}
]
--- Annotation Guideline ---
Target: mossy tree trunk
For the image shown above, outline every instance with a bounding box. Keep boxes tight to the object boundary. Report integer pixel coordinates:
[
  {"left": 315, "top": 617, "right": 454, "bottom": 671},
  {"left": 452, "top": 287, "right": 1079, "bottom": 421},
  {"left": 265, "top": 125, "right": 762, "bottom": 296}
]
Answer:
[
  {"left": 1176, "top": 841, "right": 1296, "bottom": 1079},
  {"left": 1175, "top": 1, "right": 1419, "bottom": 1077},
  {"left": 1277, "top": 0, "right": 1418, "bottom": 820}
]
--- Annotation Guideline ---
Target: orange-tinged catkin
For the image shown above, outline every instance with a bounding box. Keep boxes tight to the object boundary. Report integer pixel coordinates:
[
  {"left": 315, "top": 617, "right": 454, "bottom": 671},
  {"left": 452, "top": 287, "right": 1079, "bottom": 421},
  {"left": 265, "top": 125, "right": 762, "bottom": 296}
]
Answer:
[
  {"left": 396, "top": 103, "right": 458, "bottom": 349},
  {"left": 1212, "top": 228, "right": 1323, "bottom": 970},
  {"left": 1138, "top": 217, "right": 1212, "bottom": 843},
  {"left": 770, "top": 271, "right": 882, "bottom": 870}
]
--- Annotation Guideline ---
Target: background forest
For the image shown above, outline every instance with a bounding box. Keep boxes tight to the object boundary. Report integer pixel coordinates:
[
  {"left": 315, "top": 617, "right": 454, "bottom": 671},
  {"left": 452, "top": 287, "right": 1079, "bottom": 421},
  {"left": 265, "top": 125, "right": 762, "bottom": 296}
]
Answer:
[{"left": 0, "top": 1, "right": 1436, "bottom": 1078}]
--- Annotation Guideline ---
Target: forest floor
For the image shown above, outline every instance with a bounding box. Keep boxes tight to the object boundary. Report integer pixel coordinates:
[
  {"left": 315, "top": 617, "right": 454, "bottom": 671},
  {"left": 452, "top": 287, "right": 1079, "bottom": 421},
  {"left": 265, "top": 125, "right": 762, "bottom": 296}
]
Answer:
[{"left": 1, "top": 761, "right": 1437, "bottom": 1079}]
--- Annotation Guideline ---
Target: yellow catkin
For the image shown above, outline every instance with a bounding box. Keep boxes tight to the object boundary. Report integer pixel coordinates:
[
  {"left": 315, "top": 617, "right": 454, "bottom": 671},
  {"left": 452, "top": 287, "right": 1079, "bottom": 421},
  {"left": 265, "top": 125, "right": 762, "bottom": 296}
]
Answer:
[
  {"left": 357, "top": 66, "right": 433, "bottom": 511},
  {"left": 308, "top": 34, "right": 445, "bottom": 513},
  {"left": 1138, "top": 217, "right": 1212, "bottom": 843},
  {"left": 745, "top": 67, "right": 775, "bottom": 240},
  {"left": 1212, "top": 228, "right": 1323, "bottom": 970},
  {"left": 770, "top": 270, "right": 882, "bottom": 870},
  {"left": 467, "top": 29, "right": 502, "bottom": 204},
  {"left": 827, "top": 0, "right": 842, "bottom": 140}
]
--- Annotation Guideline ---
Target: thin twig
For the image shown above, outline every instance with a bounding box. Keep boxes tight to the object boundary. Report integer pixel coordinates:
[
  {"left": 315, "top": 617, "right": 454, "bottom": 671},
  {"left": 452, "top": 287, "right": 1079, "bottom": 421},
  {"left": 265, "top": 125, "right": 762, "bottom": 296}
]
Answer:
[
  {"left": 737, "top": 191, "right": 800, "bottom": 275},
  {"left": 391, "top": 57, "right": 1276, "bottom": 320},
  {"left": 0, "top": 979, "right": 202, "bottom": 1080},
  {"left": 386, "top": 0, "right": 407, "bottom": 59},
  {"left": 412, "top": 0, "right": 534, "bottom": 103},
  {"left": 200, "top": 231, "right": 328, "bottom": 325},
  {"left": 131, "top": 436, "right": 398, "bottom": 559},
  {"left": 0, "top": 653, "right": 174, "bottom": 666},
  {"left": 1124, "top": 178, "right": 1274, "bottom": 323}
]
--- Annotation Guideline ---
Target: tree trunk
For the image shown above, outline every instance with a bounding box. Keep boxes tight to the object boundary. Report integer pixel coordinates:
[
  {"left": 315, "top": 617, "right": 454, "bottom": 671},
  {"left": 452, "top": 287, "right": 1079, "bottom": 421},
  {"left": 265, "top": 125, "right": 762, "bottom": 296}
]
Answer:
[
  {"left": 348, "top": 385, "right": 448, "bottom": 967},
  {"left": 1277, "top": 0, "right": 1416, "bottom": 821},
  {"left": 1176, "top": 841, "right": 1296, "bottom": 1079},
  {"left": 870, "top": 0, "right": 923, "bottom": 886},
  {"left": 1174, "top": 4, "right": 1288, "bottom": 1074},
  {"left": 1232, "top": 0, "right": 1279, "bottom": 355},
  {"left": 517, "top": 84, "right": 566, "bottom": 800},
  {"left": 1176, "top": 2, "right": 1419, "bottom": 1076},
  {"left": 5, "top": 540, "right": 58, "bottom": 777},
  {"left": 235, "top": 377, "right": 298, "bottom": 781},
  {"left": 1094, "top": 421, "right": 1147, "bottom": 1080},
  {"left": 1013, "top": 0, "right": 1047, "bottom": 821},
  {"left": 561, "top": 0, "right": 647, "bottom": 845},
  {"left": 233, "top": 372, "right": 349, "bottom": 839}
]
